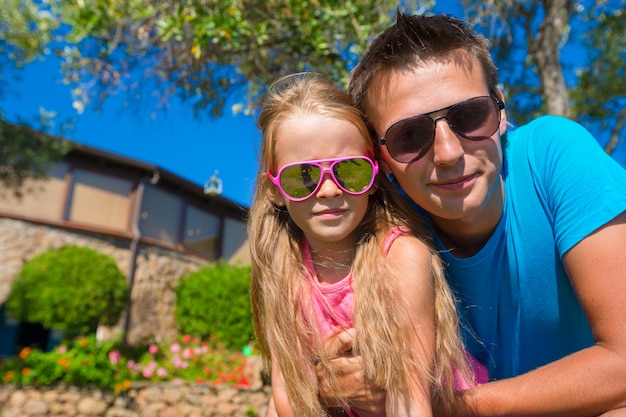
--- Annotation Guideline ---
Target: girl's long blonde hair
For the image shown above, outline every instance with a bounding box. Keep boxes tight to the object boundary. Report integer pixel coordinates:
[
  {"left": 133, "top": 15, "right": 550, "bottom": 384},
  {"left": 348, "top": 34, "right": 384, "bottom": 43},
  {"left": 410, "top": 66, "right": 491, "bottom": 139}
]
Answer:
[{"left": 249, "top": 73, "right": 469, "bottom": 415}]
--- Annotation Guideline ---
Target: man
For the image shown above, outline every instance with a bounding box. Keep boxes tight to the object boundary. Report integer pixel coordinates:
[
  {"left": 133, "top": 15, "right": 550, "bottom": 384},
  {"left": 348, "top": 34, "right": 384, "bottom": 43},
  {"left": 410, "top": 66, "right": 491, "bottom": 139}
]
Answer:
[{"left": 318, "top": 11, "right": 626, "bottom": 416}]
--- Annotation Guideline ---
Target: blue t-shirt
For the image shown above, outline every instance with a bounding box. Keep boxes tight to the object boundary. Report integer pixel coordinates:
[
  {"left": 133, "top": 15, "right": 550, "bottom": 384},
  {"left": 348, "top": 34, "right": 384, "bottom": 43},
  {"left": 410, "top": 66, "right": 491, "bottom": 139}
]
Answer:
[{"left": 433, "top": 116, "right": 626, "bottom": 380}]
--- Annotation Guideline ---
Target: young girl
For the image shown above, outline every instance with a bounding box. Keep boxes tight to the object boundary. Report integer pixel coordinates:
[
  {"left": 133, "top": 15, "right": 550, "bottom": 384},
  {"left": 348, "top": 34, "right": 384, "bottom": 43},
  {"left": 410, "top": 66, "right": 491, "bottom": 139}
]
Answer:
[{"left": 248, "top": 73, "right": 485, "bottom": 417}]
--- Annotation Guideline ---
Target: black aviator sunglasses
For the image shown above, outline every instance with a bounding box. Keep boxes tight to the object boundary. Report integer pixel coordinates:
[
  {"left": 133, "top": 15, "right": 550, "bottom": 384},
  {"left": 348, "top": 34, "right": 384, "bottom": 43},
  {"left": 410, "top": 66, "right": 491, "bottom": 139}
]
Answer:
[{"left": 379, "top": 96, "right": 505, "bottom": 163}]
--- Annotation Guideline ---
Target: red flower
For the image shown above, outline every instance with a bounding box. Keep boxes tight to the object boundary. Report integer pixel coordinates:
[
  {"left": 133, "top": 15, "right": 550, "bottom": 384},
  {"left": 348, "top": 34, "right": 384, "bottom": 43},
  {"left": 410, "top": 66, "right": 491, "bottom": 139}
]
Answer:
[{"left": 19, "top": 347, "right": 31, "bottom": 359}]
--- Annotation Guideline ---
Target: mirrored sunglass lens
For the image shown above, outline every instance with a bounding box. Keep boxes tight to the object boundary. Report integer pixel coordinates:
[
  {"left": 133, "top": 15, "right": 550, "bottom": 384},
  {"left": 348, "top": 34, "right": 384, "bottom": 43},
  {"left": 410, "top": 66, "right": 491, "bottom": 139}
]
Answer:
[
  {"left": 333, "top": 158, "right": 373, "bottom": 192},
  {"left": 387, "top": 116, "right": 434, "bottom": 162},
  {"left": 279, "top": 164, "right": 321, "bottom": 198},
  {"left": 449, "top": 97, "right": 499, "bottom": 139}
]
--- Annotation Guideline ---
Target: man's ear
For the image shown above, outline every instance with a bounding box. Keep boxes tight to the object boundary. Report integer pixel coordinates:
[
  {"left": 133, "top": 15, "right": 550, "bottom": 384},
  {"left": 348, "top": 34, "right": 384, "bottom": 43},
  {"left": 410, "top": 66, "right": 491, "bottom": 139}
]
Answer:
[
  {"left": 263, "top": 172, "right": 286, "bottom": 207},
  {"left": 496, "top": 89, "right": 508, "bottom": 136}
]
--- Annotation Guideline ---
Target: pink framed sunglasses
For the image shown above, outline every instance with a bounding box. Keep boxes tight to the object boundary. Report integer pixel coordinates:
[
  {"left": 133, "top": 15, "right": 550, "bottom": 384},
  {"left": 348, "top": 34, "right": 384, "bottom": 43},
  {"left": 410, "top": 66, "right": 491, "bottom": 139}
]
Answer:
[{"left": 269, "top": 156, "right": 378, "bottom": 202}]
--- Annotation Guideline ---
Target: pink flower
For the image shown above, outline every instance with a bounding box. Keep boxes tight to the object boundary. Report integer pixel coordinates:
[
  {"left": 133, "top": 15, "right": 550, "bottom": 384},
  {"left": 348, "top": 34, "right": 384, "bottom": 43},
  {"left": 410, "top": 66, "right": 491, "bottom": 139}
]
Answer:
[
  {"left": 140, "top": 361, "right": 157, "bottom": 378},
  {"left": 148, "top": 344, "right": 159, "bottom": 355},
  {"left": 170, "top": 343, "right": 181, "bottom": 354},
  {"left": 108, "top": 350, "right": 121, "bottom": 365},
  {"left": 172, "top": 357, "right": 189, "bottom": 369},
  {"left": 156, "top": 367, "right": 168, "bottom": 377},
  {"left": 182, "top": 348, "right": 193, "bottom": 359}
]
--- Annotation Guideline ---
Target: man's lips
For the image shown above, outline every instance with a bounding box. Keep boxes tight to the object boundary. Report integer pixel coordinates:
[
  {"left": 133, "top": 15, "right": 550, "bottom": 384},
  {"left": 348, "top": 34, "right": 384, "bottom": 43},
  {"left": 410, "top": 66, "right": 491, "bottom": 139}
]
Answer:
[{"left": 431, "top": 173, "right": 477, "bottom": 190}]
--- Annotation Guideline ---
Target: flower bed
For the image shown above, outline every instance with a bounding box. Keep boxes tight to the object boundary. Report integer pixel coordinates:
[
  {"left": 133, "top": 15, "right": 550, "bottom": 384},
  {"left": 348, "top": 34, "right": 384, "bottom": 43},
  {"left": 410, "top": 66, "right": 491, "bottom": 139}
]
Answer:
[{"left": 1, "top": 334, "right": 262, "bottom": 393}]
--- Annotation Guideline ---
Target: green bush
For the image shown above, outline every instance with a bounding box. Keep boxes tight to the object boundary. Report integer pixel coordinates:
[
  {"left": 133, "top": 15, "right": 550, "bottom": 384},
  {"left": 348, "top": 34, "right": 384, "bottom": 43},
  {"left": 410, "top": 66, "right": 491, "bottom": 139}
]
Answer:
[
  {"left": 6, "top": 245, "right": 129, "bottom": 335},
  {"left": 174, "top": 262, "right": 253, "bottom": 350}
]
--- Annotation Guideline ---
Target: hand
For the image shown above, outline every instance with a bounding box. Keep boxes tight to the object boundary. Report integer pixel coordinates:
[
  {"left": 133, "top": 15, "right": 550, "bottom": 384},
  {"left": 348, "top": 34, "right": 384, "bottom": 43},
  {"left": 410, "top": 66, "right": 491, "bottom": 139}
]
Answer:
[
  {"left": 431, "top": 392, "right": 465, "bottom": 417},
  {"left": 316, "top": 329, "right": 386, "bottom": 417}
]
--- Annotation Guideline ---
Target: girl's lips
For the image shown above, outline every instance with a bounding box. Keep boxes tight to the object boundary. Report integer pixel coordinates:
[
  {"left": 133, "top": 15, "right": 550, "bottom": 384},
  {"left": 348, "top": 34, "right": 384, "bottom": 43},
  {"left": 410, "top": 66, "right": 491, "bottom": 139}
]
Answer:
[{"left": 315, "top": 208, "right": 347, "bottom": 217}]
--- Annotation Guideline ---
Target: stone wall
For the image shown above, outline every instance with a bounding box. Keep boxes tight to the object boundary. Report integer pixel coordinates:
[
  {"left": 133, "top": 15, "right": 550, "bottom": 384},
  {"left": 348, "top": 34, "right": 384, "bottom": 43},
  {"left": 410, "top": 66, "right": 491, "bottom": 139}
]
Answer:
[
  {"left": 0, "top": 383, "right": 271, "bottom": 417},
  {"left": 0, "top": 217, "right": 208, "bottom": 344}
]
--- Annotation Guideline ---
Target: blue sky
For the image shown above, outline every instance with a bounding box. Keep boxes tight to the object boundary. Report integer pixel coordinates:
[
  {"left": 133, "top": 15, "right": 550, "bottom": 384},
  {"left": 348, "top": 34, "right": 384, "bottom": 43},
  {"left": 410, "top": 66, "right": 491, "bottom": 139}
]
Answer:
[
  {"left": 1, "top": 56, "right": 260, "bottom": 207},
  {"left": 2, "top": 1, "right": 623, "bottom": 207}
]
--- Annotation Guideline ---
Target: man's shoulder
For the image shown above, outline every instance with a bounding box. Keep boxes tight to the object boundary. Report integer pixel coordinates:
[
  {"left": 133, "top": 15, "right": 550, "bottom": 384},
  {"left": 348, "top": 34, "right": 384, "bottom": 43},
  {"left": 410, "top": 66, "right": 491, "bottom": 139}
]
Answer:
[
  {"left": 514, "top": 115, "right": 581, "bottom": 136},
  {"left": 507, "top": 115, "right": 591, "bottom": 157}
]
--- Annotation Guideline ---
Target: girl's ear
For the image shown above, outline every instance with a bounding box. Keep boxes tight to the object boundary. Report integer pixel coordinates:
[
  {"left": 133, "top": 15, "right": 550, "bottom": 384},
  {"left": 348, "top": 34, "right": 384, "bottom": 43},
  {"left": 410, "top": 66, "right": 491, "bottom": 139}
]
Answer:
[
  {"left": 263, "top": 172, "right": 286, "bottom": 207},
  {"left": 368, "top": 176, "right": 379, "bottom": 196}
]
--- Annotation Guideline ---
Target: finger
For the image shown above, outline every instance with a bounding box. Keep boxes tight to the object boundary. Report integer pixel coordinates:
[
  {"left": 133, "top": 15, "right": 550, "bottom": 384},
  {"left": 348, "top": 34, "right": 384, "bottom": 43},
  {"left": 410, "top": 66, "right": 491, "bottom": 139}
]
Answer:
[
  {"left": 325, "top": 328, "right": 356, "bottom": 357},
  {"left": 316, "top": 355, "right": 360, "bottom": 386},
  {"left": 317, "top": 356, "right": 364, "bottom": 407}
]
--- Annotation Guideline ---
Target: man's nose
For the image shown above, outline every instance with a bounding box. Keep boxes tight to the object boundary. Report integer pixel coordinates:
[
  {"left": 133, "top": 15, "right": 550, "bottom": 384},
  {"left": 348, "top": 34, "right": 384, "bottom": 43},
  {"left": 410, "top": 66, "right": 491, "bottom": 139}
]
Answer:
[{"left": 431, "top": 118, "right": 465, "bottom": 166}]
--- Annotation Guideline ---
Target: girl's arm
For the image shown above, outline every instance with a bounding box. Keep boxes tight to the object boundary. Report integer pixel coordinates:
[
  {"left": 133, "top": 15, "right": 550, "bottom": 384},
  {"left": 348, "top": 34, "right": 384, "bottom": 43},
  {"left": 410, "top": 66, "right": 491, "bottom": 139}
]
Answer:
[
  {"left": 271, "top": 355, "right": 294, "bottom": 417},
  {"left": 266, "top": 396, "right": 278, "bottom": 417},
  {"left": 383, "top": 234, "right": 436, "bottom": 417}
]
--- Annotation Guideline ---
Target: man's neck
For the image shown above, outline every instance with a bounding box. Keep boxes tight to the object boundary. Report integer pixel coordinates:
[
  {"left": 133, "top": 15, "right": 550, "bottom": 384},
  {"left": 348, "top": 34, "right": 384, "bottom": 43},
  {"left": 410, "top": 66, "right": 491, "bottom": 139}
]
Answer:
[
  {"left": 433, "top": 219, "right": 500, "bottom": 258},
  {"left": 431, "top": 181, "right": 505, "bottom": 258}
]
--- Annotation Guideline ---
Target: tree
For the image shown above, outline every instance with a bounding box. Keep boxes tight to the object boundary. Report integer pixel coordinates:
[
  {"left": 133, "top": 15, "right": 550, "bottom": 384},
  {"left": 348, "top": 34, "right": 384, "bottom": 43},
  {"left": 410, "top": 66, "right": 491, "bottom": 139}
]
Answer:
[
  {"left": 571, "top": 4, "right": 626, "bottom": 155},
  {"left": 459, "top": 0, "right": 626, "bottom": 156},
  {"left": 0, "top": 0, "right": 432, "bottom": 195},
  {"left": 2, "top": 0, "right": 623, "bottom": 162},
  {"left": 0, "top": 120, "right": 70, "bottom": 198},
  {"left": 1, "top": 0, "right": 433, "bottom": 119},
  {"left": 0, "top": 1, "right": 70, "bottom": 196}
]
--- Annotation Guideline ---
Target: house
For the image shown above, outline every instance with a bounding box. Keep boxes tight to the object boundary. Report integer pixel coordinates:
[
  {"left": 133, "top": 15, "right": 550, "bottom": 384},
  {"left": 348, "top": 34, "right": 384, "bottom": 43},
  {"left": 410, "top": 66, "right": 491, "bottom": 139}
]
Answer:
[{"left": 0, "top": 143, "right": 251, "bottom": 356}]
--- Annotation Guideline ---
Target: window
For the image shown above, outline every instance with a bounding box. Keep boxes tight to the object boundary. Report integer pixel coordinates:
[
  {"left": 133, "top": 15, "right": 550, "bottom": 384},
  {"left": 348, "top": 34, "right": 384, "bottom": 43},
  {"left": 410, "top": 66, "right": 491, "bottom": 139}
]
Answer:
[
  {"left": 183, "top": 205, "right": 220, "bottom": 258},
  {"left": 139, "top": 184, "right": 184, "bottom": 245},
  {"left": 68, "top": 169, "right": 133, "bottom": 231},
  {"left": 0, "top": 163, "right": 68, "bottom": 221},
  {"left": 222, "top": 217, "right": 247, "bottom": 260}
]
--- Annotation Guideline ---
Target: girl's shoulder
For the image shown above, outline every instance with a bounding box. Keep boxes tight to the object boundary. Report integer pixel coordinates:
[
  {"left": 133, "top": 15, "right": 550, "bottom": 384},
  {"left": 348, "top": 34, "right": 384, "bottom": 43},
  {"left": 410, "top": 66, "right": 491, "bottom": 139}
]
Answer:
[
  {"left": 383, "top": 228, "right": 437, "bottom": 307},
  {"left": 383, "top": 227, "right": 432, "bottom": 268}
]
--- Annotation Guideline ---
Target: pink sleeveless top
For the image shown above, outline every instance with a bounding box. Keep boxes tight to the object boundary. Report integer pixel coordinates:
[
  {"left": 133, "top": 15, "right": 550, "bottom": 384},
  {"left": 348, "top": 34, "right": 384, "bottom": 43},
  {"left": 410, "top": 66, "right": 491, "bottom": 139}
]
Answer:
[{"left": 302, "top": 227, "right": 487, "bottom": 415}]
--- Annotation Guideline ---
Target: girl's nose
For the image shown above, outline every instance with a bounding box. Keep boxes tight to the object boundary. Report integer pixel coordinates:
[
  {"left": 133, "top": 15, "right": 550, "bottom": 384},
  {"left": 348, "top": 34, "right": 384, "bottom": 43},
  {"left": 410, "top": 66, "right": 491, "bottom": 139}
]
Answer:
[{"left": 315, "top": 173, "right": 342, "bottom": 199}]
